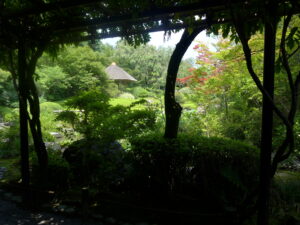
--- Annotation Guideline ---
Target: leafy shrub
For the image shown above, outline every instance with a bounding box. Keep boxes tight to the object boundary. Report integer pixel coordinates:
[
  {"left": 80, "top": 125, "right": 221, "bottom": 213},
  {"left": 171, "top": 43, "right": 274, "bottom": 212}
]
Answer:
[
  {"left": 39, "top": 102, "right": 64, "bottom": 142},
  {"left": 271, "top": 172, "right": 300, "bottom": 224},
  {"left": 119, "top": 92, "right": 135, "bottom": 99},
  {"left": 107, "top": 81, "right": 120, "bottom": 97},
  {"left": 31, "top": 150, "right": 71, "bottom": 190},
  {"left": 63, "top": 139, "right": 126, "bottom": 191},
  {"left": 174, "top": 91, "right": 186, "bottom": 104},
  {"left": 128, "top": 133, "right": 259, "bottom": 210},
  {"left": 0, "top": 113, "right": 21, "bottom": 158},
  {"left": 131, "top": 87, "right": 152, "bottom": 98},
  {"left": 57, "top": 89, "right": 157, "bottom": 144},
  {"left": 179, "top": 110, "right": 203, "bottom": 135},
  {"left": 0, "top": 125, "right": 20, "bottom": 158},
  {"left": 40, "top": 102, "right": 63, "bottom": 113},
  {"left": 178, "top": 87, "right": 193, "bottom": 94},
  {"left": 0, "top": 106, "right": 12, "bottom": 121}
]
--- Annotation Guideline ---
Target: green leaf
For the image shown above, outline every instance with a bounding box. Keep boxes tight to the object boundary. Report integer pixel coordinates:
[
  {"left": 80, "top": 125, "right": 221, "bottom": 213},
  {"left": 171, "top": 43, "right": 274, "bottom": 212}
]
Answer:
[
  {"left": 287, "top": 27, "right": 298, "bottom": 41},
  {"left": 222, "top": 25, "right": 230, "bottom": 39},
  {"left": 287, "top": 39, "right": 295, "bottom": 49}
]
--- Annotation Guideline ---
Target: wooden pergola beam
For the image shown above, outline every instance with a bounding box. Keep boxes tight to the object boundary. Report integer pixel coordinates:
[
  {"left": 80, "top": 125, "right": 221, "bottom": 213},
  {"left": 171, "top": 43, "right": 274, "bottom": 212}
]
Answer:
[
  {"left": 2, "top": 0, "right": 244, "bottom": 19},
  {"left": 61, "top": 19, "right": 212, "bottom": 43},
  {"left": 1, "top": 0, "right": 105, "bottom": 18}
]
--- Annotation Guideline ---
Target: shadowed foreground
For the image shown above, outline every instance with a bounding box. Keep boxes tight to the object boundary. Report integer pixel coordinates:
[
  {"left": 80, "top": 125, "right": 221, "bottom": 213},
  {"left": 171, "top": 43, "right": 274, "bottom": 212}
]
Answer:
[{"left": 0, "top": 198, "right": 97, "bottom": 225}]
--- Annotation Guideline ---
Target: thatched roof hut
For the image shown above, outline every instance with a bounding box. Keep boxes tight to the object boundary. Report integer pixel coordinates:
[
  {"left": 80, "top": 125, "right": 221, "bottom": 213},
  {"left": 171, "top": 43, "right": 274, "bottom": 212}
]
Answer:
[{"left": 105, "top": 62, "right": 137, "bottom": 82}]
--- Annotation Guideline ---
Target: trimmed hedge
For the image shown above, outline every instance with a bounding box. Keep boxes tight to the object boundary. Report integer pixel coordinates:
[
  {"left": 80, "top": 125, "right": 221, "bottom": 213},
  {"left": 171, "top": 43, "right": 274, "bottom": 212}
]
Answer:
[{"left": 129, "top": 133, "right": 259, "bottom": 211}]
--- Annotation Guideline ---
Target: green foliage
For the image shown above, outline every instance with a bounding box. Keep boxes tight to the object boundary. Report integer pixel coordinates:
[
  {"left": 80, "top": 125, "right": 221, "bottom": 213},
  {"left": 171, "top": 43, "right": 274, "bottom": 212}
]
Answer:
[
  {"left": 118, "top": 92, "right": 135, "bottom": 99},
  {"left": 0, "top": 69, "right": 17, "bottom": 107},
  {"left": 179, "top": 110, "right": 204, "bottom": 135},
  {"left": 40, "top": 102, "right": 63, "bottom": 114},
  {"left": 109, "top": 98, "right": 136, "bottom": 107},
  {"left": 39, "top": 102, "right": 64, "bottom": 142},
  {"left": 0, "top": 106, "right": 13, "bottom": 120},
  {"left": 106, "top": 81, "right": 120, "bottom": 97},
  {"left": 0, "top": 113, "right": 20, "bottom": 158},
  {"left": 37, "top": 45, "right": 108, "bottom": 100},
  {"left": 57, "top": 89, "right": 157, "bottom": 144},
  {"left": 130, "top": 86, "right": 152, "bottom": 98},
  {"left": 36, "top": 66, "right": 69, "bottom": 101},
  {"left": 0, "top": 158, "right": 20, "bottom": 182},
  {"left": 112, "top": 42, "right": 172, "bottom": 89},
  {"left": 31, "top": 150, "right": 71, "bottom": 190},
  {"left": 129, "top": 132, "right": 259, "bottom": 209},
  {"left": 62, "top": 139, "right": 126, "bottom": 190},
  {"left": 179, "top": 38, "right": 262, "bottom": 145},
  {"left": 271, "top": 171, "right": 300, "bottom": 224}
]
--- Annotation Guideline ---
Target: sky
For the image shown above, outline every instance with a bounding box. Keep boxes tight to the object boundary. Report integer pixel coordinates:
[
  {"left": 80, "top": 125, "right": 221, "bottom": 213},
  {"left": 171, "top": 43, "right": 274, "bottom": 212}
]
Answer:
[{"left": 101, "top": 30, "right": 215, "bottom": 60}]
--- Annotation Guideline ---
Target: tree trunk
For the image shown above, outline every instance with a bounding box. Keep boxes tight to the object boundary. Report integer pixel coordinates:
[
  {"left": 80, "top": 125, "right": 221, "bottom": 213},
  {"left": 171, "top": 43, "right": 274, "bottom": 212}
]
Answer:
[
  {"left": 18, "top": 39, "right": 30, "bottom": 189},
  {"left": 27, "top": 53, "right": 48, "bottom": 176},
  {"left": 164, "top": 27, "right": 205, "bottom": 138},
  {"left": 257, "top": 2, "right": 277, "bottom": 225},
  {"left": 17, "top": 40, "right": 48, "bottom": 186}
]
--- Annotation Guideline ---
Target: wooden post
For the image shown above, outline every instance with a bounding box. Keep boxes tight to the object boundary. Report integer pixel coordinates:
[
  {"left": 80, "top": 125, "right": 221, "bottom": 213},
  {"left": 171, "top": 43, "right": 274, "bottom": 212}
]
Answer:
[{"left": 257, "top": 1, "right": 277, "bottom": 224}]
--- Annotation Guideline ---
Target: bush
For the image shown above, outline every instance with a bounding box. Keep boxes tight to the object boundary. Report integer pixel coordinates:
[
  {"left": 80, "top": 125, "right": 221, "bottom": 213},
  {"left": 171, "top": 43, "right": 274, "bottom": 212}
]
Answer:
[
  {"left": 128, "top": 133, "right": 259, "bottom": 210},
  {"left": 131, "top": 87, "right": 152, "bottom": 98},
  {"left": 118, "top": 92, "right": 135, "bottom": 99},
  {"left": 31, "top": 150, "right": 71, "bottom": 191},
  {"left": 39, "top": 102, "right": 64, "bottom": 142},
  {"left": 107, "top": 82, "right": 120, "bottom": 97},
  {"left": 57, "top": 89, "right": 157, "bottom": 143},
  {"left": 40, "top": 102, "right": 63, "bottom": 114},
  {"left": 0, "top": 113, "right": 21, "bottom": 159},
  {"left": 0, "top": 106, "right": 12, "bottom": 121},
  {"left": 271, "top": 171, "right": 300, "bottom": 224},
  {"left": 0, "top": 128, "right": 20, "bottom": 158},
  {"left": 62, "top": 139, "right": 126, "bottom": 191}
]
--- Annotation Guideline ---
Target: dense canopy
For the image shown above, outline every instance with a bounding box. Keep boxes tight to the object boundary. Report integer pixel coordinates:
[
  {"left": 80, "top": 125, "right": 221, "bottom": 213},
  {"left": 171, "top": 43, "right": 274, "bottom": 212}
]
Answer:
[{"left": 0, "top": 1, "right": 300, "bottom": 225}]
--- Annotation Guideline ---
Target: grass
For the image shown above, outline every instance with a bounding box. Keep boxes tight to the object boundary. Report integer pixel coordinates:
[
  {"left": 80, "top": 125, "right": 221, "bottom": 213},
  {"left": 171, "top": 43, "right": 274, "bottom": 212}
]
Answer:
[
  {"left": 109, "top": 98, "right": 136, "bottom": 107},
  {"left": 181, "top": 101, "right": 198, "bottom": 109},
  {"left": 0, "top": 106, "right": 12, "bottom": 117},
  {"left": 0, "top": 158, "right": 20, "bottom": 184},
  {"left": 109, "top": 97, "right": 161, "bottom": 110}
]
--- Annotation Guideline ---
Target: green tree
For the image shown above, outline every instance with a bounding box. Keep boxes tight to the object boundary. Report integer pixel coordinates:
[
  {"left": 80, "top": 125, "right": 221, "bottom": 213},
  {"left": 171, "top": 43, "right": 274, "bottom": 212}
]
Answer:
[
  {"left": 37, "top": 45, "right": 108, "bottom": 99},
  {"left": 0, "top": 69, "right": 18, "bottom": 107},
  {"left": 57, "top": 89, "right": 157, "bottom": 144},
  {"left": 212, "top": 2, "right": 300, "bottom": 224},
  {"left": 112, "top": 41, "right": 173, "bottom": 90},
  {"left": 183, "top": 39, "right": 262, "bottom": 145},
  {"left": 36, "top": 66, "right": 69, "bottom": 101}
]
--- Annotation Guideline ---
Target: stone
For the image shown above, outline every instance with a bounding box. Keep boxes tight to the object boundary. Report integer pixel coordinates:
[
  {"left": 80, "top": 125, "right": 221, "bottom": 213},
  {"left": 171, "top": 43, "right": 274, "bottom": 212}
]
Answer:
[
  {"left": 57, "top": 205, "right": 67, "bottom": 212},
  {"left": 49, "top": 132, "right": 63, "bottom": 139},
  {"left": 45, "top": 142, "right": 61, "bottom": 151},
  {"left": 0, "top": 167, "right": 7, "bottom": 179}
]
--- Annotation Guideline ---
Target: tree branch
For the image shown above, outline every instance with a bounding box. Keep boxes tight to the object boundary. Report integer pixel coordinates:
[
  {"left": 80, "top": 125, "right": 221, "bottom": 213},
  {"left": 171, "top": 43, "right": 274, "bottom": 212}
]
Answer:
[
  {"left": 271, "top": 12, "right": 300, "bottom": 175},
  {"left": 8, "top": 50, "right": 19, "bottom": 93},
  {"left": 230, "top": 8, "right": 292, "bottom": 130}
]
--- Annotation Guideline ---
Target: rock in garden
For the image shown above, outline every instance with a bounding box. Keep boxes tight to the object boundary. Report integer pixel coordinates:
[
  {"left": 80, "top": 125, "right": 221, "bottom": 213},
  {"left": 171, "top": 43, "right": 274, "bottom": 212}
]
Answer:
[
  {"left": 45, "top": 142, "right": 61, "bottom": 151},
  {"left": 49, "top": 132, "right": 63, "bottom": 139},
  {"left": 0, "top": 167, "right": 7, "bottom": 179}
]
